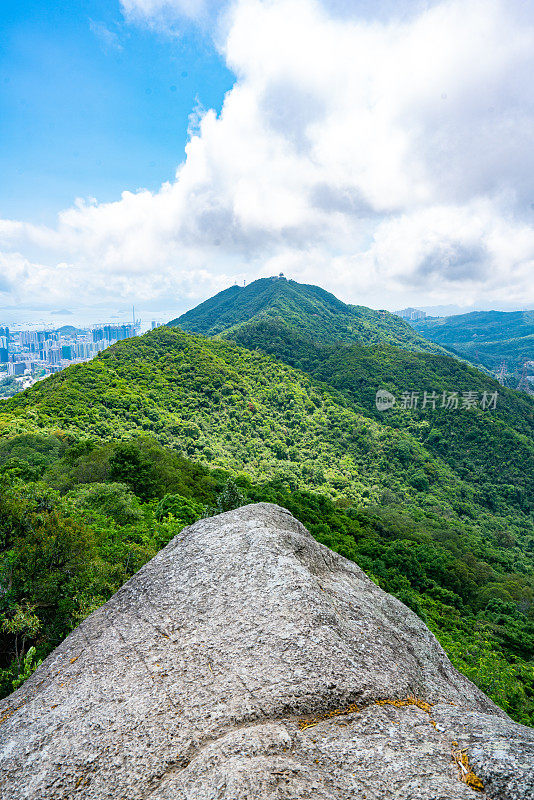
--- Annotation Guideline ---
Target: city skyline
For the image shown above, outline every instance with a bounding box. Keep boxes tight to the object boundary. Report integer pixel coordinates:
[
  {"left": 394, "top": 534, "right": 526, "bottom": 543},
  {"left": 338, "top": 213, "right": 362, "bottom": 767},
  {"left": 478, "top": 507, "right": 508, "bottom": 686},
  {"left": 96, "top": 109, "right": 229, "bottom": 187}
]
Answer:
[{"left": 0, "top": 320, "right": 150, "bottom": 391}]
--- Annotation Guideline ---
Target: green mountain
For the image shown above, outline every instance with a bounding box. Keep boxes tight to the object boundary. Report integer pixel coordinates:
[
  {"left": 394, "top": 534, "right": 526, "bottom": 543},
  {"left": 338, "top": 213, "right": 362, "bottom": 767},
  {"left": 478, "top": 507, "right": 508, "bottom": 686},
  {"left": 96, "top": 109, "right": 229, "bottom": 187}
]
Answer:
[
  {"left": 169, "top": 276, "right": 444, "bottom": 354},
  {"left": 1, "top": 291, "right": 534, "bottom": 725},
  {"left": 57, "top": 325, "right": 83, "bottom": 335},
  {"left": 229, "top": 318, "right": 534, "bottom": 504},
  {"left": 0, "top": 329, "right": 482, "bottom": 503},
  {"left": 2, "top": 324, "right": 532, "bottom": 513},
  {"left": 169, "top": 280, "right": 534, "bottom": 516},
  {"left": 411, "top": 310, "right": 534, "bottom": 383}
]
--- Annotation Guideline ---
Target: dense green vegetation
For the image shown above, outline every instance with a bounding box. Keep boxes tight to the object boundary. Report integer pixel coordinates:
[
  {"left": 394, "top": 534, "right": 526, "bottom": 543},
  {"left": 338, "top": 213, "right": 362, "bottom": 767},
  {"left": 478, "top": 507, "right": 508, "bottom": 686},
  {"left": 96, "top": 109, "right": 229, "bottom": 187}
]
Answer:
[
  {"left": 1, "top": 279, "right": 533, "bottom": 726},
  {"left": 172, "top": 279, "right": 534, "bottom": 515},
  {"left": 171, "top": 276, "right": 444, "bottom": 354},
  {"left": 231, "top": 318, "right": 534, "bottom": 516},
  {"left": 412, "top": 309, "right": 534, "bottom": 377},
  {"left": 0, "top": 434, "right": 532, "bottom": 724},
  {"left": 0, "top": 376, "right": 22, "bottom": 399},
  {"left": 2, "top": 325, "right": 532, "bottom": 523}
]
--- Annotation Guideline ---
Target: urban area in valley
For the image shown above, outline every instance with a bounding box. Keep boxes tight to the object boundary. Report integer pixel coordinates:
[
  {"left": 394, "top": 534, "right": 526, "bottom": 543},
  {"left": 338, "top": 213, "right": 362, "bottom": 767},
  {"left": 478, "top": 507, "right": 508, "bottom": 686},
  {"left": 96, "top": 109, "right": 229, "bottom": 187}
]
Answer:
[{"left": 0, "top": 318, "right": 162, "bottom": 398}]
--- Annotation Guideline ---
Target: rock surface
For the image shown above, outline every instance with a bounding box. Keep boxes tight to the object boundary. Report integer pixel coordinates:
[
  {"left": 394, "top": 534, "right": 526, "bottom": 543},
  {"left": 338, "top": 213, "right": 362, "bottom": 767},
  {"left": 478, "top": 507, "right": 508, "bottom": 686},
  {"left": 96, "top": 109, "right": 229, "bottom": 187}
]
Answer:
[{"left": 1, "top": 503, "right": 533, "bottom": 799}]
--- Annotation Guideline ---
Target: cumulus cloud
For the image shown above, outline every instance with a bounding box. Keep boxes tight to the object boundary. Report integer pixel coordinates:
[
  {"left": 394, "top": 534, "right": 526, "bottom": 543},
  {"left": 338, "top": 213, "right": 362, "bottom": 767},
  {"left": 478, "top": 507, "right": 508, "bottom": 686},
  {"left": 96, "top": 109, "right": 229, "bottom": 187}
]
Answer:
[{"left": 2, "top": 0, "right": 534, "bottom": 315}]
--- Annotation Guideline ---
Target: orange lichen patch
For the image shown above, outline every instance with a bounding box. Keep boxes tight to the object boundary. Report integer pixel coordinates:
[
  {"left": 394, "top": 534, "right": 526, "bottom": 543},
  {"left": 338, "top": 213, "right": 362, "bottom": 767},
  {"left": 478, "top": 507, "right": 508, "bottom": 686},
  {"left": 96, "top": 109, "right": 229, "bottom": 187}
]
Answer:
[
  {"left": 298, "top": 702, "right": 360, "bottom": 730},
  {"left": 375, "top": 696, "right": 433, "bottom": 715},
  {"left": 298, "top": 695, "right": 434, "bottom": 730},
  {"left": 69, "top": 656, "right": 79, "bottom": 664},
  {"left": 0, "top": 707, "right": 14, "bottom": 725},
  {"left": 74, "top": 774, "right": 91, "bottom": 789},
  {"left": 452, "top": 749, "right": 484, "bottom": 792},
  {"left": 0, "top": 700, "right": 26, "bottom": 726}
]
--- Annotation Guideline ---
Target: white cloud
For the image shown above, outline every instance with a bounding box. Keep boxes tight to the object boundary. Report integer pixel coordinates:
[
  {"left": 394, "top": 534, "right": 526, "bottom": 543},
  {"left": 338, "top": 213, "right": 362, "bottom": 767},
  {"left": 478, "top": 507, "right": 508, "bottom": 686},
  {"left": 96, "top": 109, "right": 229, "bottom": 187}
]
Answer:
[
  {"left": 119, "top": 0, "right": 213, "bottom": 32},
  {"left": 2, "top": 0, "right": 534, "bottom": 316},
  {"left": 89, "top": 20, "right": 124, "bottom": 51}
]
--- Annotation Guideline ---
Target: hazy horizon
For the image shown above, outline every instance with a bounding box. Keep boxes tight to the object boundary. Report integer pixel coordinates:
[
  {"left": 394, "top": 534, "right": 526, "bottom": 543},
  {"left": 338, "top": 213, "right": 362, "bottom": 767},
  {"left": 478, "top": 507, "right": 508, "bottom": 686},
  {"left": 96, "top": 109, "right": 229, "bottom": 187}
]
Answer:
[{"left": 2, "top": 280, "right": 533, "bottom": 331}]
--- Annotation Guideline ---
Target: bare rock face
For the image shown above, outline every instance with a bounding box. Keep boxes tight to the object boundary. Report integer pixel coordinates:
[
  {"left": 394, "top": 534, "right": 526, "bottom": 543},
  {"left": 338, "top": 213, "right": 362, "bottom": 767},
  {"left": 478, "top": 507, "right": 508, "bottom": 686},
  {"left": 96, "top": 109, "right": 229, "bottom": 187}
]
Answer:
[{"left": 1, "top": 503, "right": 533, "bottom": 799}]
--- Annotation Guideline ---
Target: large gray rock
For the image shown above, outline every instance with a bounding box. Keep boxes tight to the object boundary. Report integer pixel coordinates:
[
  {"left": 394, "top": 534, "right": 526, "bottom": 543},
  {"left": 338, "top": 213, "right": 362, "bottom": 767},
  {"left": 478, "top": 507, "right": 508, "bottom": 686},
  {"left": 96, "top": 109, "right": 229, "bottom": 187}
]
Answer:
[{"left": 0, "top": 503, "right": 533, "bottom": 799}]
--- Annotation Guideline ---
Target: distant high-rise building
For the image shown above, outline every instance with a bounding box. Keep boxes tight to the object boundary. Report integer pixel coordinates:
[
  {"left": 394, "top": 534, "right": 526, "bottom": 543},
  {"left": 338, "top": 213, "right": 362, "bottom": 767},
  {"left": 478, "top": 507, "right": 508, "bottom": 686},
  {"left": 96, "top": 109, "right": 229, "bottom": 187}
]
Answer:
[
  {"left": 8, "top": 362, "right": 26, "bottom": 376},
  {"left": 101, "top": 323, "right": 135, "bottom": 342},
  {"left": 0, "top": 320, "right": 139, "bottom": 381},
  {"left": 0, "top": 328, "right": 8, "bottom": 363},
  {"left": 75, "top": 343, "right": 92, "bottom": 359},
  {"left": 395, "top": 307, "right": 427, "bottom": 321}
]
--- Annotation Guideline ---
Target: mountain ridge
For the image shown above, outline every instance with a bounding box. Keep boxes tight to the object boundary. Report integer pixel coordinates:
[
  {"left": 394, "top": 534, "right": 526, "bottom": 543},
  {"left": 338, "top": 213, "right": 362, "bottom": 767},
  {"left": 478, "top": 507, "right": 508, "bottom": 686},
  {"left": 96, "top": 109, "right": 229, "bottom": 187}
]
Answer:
[
  {"left": 169, "top": 277, "right": 446, "bottom": 354},
  {"left": 2, "top": 325, "right": 531, "bottom": 514}
]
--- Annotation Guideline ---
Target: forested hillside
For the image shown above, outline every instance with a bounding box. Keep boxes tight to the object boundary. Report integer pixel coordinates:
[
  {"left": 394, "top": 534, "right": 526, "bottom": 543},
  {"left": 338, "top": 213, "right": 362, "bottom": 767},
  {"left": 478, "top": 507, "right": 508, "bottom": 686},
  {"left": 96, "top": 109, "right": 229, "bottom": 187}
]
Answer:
[
  {"left": 1, "top": 433, "right": 533, "bottom": 725},
  {"left": 1, "top": 322, "right": 533, "bottom": 724},
  {"left": 170, "top": 277, "right": 444, "bottom": 354},
  {"left": 2, "top": 325, "right": 532, "bottom": 518},
  {"left": 231, "top": 318, "right": 534, "bottom": 515}
]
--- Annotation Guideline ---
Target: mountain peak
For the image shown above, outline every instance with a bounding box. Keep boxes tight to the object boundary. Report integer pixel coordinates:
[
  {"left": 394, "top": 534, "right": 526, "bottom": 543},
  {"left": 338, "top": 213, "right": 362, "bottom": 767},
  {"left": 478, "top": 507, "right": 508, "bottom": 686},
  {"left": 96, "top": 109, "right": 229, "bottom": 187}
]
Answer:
[{"left": 169, "top": 278, "right": 443, "bottom": 353}]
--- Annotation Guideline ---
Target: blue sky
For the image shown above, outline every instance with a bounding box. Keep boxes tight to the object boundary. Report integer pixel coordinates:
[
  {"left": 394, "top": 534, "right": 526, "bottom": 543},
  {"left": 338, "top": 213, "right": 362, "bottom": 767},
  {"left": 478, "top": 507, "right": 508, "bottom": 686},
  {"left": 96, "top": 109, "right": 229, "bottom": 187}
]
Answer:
[
  {"left": 0, "top": 0, "right": 233, "bottom": 224},
  {"left": 1, "top": 0, "right": 534, "bottom": 322}
]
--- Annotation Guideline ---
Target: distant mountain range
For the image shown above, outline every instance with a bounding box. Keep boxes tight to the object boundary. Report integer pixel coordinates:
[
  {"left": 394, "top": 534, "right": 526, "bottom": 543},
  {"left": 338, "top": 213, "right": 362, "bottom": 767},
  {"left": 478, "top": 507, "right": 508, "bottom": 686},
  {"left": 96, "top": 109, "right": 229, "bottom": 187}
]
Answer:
[
  {"left": 171, "top": 279, "right": 534, "bottom": 392},
  {"left": 410, "top": 310, "right": 534, "bottom": 388}
]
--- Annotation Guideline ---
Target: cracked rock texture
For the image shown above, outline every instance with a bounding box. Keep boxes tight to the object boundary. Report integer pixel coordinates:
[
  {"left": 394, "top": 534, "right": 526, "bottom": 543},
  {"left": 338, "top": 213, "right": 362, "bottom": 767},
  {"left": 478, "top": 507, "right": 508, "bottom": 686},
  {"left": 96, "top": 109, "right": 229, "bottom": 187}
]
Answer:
[{"left": 1, "top": 503, "right": 533, "bottom": 799}]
